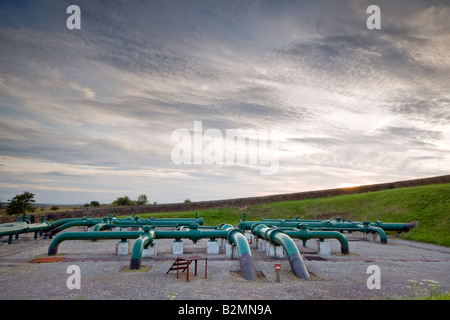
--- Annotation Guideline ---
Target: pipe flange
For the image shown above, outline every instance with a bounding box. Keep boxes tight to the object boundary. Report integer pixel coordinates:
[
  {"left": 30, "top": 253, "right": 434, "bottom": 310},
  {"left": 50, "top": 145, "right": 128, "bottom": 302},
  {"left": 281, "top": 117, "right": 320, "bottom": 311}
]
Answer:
[{"left": 250, "top": 223, "right": 263, "bottom": 235}]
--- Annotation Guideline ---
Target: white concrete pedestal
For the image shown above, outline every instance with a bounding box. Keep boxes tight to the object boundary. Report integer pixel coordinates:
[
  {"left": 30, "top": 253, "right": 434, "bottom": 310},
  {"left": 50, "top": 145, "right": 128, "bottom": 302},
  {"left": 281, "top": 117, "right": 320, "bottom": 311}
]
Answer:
[
  {"left": 266, "top": 244, "right": 285, "bottom": 258},
  {"left": 207, "top": 240, "right": 219, "bottom": 254},
  {"left": 225, "top": 243, "right": 238, "bottom": 259},
  {"left": 142, "top": 244, "right": 157, "bottom": 257},
  {"left": 258, "top": 239, "right": 266, "bottom": 252},
  {"left": 115, "top": 241, "right": 130, "bottom": 255},
  {"left": 317, "top": 240, "right": 331, "bottom": 256},
  {"left": 171, "top": 241, "right": 183, "bottom": 255}
]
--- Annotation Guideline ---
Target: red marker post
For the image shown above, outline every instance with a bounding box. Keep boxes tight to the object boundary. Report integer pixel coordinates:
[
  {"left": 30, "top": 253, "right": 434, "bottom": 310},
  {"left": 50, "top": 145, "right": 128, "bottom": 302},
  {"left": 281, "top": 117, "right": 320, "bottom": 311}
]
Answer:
[{"left": 275, "top": 264, "right": 281, "bottom": 282}]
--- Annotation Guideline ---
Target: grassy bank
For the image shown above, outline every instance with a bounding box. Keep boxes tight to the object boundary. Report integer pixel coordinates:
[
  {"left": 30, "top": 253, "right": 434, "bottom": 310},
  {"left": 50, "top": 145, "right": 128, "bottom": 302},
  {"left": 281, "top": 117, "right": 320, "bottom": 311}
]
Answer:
[{"left": 131, "top": 183, "right": 450, "bottom": 247}]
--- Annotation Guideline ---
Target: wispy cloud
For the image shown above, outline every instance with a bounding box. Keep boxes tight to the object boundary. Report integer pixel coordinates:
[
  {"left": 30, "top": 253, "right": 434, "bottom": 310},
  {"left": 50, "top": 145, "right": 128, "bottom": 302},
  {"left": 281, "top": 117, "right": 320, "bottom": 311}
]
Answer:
[{"left": 0, "top": 0, "right": 449, "bottom": 204}]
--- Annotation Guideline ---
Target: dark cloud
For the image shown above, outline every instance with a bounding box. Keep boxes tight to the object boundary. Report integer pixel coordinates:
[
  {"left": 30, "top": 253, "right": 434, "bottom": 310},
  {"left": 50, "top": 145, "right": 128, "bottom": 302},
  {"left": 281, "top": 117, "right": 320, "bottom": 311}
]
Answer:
[{"left": 389, "top": 96, "right": 450, "bottom": 124}]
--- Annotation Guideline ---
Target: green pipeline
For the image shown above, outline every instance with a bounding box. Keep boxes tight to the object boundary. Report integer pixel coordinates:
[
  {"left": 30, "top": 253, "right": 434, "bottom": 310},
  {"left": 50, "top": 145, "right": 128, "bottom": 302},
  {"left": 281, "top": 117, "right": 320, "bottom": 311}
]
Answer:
[
  {"left": 47, "top": 226, "right": 230, "bottom": 256},
  {"left": 239, "top": 220, "right": 387, "bottom": 243},
  {"left": 48, "top": 230, "right": 144, "bottom": 255},
  {"left": 0, "top": 221, "right": 51, "bottom": 244},
  {"left": 130, "top": 228, "right": 155, "bottom": 270},
  {"left": 252, "top": 224, "right": 309, "bottom": 279},
  {"left": 47, "top": 224, "right": 257, "bottom": 281},
  {"left": 0, "top": 221, "right": 51, "bottom": 238},
  {"left": 258, "top": 218, "right": 415, "bottom": 232},
  {"left": 45, "top": 216, "right": 204, "bottom": 237},
  {"left": 218, "top": 223, "right": 257, "bottom": 281},
  {"left": 282, "top": 227, "right": 350, "bottom": 254},
  {"left": 0, "top": 222, "right": 30, "bottom": 228},
  {"left": 46, "top": 219, "right": 101, "bottom": 238}
]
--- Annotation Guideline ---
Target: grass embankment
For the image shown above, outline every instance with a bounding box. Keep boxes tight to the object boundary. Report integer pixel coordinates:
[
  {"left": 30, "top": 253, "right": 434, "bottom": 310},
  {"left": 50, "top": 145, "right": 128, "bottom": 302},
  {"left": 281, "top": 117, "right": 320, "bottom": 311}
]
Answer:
[{"left": 122, "top": 183, "right": 450, "bottom": 247}]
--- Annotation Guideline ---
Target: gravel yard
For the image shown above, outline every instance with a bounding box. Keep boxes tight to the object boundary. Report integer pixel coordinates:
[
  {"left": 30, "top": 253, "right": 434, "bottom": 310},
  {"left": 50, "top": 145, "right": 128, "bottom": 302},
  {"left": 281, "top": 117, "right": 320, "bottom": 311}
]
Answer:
[{"left": 1, "top": 229, "right": 449, "bottom": 301}]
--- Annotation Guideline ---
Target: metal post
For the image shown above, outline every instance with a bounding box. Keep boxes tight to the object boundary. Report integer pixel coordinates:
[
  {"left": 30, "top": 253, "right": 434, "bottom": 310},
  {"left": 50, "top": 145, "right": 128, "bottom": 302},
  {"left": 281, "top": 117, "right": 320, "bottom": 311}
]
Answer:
[{"left": 275, "top": 264, "right": 281, "bottom": 282}]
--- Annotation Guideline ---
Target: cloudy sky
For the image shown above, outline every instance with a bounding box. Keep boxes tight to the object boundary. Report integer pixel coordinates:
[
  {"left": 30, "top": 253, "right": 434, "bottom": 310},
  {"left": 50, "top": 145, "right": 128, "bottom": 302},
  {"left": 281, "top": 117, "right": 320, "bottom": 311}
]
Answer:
[{"left": 1, "top": 0, "right": 449, "bottom": 205}]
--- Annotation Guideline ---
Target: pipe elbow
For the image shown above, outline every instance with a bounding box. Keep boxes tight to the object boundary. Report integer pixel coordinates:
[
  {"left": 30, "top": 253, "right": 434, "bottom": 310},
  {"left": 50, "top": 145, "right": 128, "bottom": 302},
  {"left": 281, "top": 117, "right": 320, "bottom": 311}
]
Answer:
[{"left": 368, "top": 226, "right": 387, "bottom": 243}]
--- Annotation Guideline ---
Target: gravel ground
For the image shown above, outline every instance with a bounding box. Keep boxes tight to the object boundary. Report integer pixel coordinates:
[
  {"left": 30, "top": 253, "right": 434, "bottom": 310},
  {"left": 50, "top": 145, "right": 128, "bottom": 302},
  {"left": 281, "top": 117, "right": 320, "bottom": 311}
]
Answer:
[{"left": 1, "top": 229, "right": 449, "bottom": 301}]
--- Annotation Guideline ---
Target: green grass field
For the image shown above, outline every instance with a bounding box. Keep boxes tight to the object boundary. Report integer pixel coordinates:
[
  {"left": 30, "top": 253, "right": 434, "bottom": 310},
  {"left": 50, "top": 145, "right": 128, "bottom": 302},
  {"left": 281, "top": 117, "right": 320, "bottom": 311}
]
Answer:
[{"left": 129, "top": 183, "right": 450, "bottom": 247}]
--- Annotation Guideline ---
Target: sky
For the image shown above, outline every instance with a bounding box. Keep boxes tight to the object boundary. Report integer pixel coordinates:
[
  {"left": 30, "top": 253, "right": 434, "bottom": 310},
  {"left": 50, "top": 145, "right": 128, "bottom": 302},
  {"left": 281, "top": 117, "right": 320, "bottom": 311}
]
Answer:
[{"left": 0, "top": 0, "right": 449, "bottom": 205}]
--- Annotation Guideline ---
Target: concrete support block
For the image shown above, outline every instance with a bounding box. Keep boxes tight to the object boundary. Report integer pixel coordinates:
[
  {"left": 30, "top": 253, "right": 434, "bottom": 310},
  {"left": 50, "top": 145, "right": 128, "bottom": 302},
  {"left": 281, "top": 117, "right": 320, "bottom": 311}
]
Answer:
[
  {"left": 115, "top": 240, "right": 130, "bottom": 255},
  {"left": 171, "top": 241, "right": 183, "bottom": 255},
  {"left": 244, "top": 232, "right": 252, "bottom": 244},
  {"left": 266, "top": 243, "right": 285, "bottom": 258},
  {"left": 207, "top": 240, "right": 219, "bottom": 254},
  {"left": 142, "top": 244, "right": 157, "bottom": 258},
  {"left": 258, "top": 238, "right": 266, "bottom": 252},
  {"left": 225, "top": 243, "right": 238, "bottom": 259},
  {"left": 251, "top": 235, "right": 258, "bottom": 248},
  {"left": 317, "top": 240, "right": 331, "bottom": 256},
  {"left": 358, "top": 231, "right": 369, "bottom": 240},
  {"left": 371, "top": 233, "right": 380, "bottom": 242}
]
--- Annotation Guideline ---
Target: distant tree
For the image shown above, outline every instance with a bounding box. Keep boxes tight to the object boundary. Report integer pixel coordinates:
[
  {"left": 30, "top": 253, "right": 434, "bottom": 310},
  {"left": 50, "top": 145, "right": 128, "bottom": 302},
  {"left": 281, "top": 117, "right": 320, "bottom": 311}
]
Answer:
[
  {"left": 136, "top": 194, "right": 148, "bottom": 206},
  {"left": 184, "top": 198, "right": 191, "bottom": 203},
  {"left": 50, "top": 205, "right": 60, "bottom": 211},
  {"left": 5, "top": 191, "right": 36, "bottom": 216},
  {"left": 90, "top": 200, "right": 100, "bottom": 207},
  {"left": 112, "top": 195, "right": 134, "bottom": 206}
]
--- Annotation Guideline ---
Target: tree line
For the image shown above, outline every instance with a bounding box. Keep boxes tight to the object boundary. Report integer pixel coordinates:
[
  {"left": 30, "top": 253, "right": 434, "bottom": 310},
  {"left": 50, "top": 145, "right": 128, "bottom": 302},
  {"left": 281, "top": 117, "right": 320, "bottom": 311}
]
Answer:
[{"left": 2, "top": 192, "right": 160, "bottom": 216}]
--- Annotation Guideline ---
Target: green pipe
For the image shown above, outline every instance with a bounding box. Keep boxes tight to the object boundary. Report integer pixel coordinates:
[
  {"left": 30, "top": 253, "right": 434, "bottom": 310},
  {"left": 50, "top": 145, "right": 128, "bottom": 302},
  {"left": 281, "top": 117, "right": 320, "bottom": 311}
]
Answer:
[
  {"left": 239, "top": 220, "right": 388, "bottom": 243},
  {"left": 46, "top": 216, "right": 203, "bottom": 236},
  {"left": 283, "top": 226, "right": 350, "bottom": 254},
  {"left": 252, "top": 225, "right": 309, "bottom": 279},
  {"left": 146, "top": 217, "right": 204, "bottom": 225},
  {"left": 114, "top": 216, "right": 204, "bottom": 226},
  {"left": 0, "top": 222, "right": 30, "bottom": 228},
  {"left": 48, "top": 230, "right": 144, "bottom": 255},
  {"left": 303, "top": 223, "right": 386, "bottom": 244},
  {"left": 363, "top": 224, "right": 387, "bottom": 243},
  {"left": 130, "top": 228, "right": 155, "bottom": 270},
  {"left": 260, "top": 218, "right": 322, "bottom": 223},
  {"left": 370, "top": 221, "right": 416, "bottom": 232},
  {"left": 93, "top": 222, "right": 108, "bottom": 232},
  {"left": 153, "top": 228, "right": 227, "bottom": 242},
  {"left": 112, "top": 219, "right": 201, "bottom": 226},
  {"left": 45, "top": 219, "right": 99, "bottom": 238},
  {"left": 259, "top": 217, "right": 416, "bottom": 232},
  {"left": 0, "top": 221, "right": 51, "bottom": 238},
  {"left": 48, "top": 227, "right": 224, "bottom": 257},
  {"left": 46, "top": 223, "right": 257, "bottom": 280},
  {"left": 48, "top": 218, "right": 99, "bottom": 228},
  {"left": 136, "top": 223, "right": 257, "bottom": 280},
  {"left": 220, "top": 223, "right": 257, "bottom": 281},
  {"left": 105, "top": 221, "right": 201, "bottom": 229}
]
